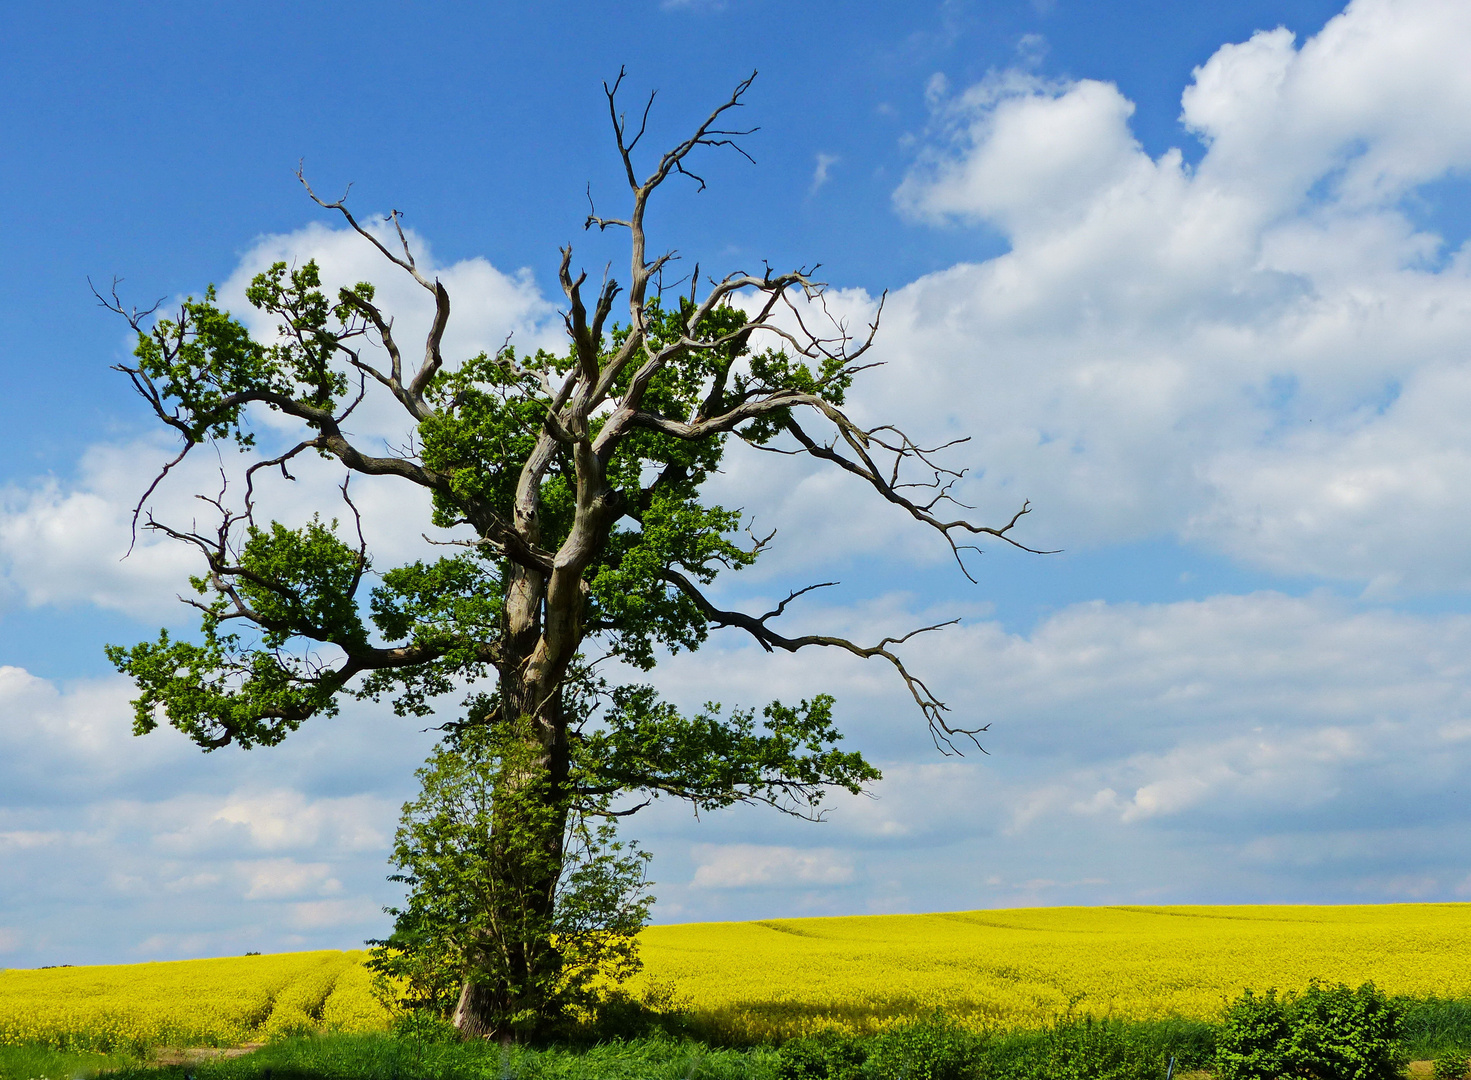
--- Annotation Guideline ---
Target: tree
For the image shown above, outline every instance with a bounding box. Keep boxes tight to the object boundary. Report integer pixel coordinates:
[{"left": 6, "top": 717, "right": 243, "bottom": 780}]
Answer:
[{"left": 101, "top": 71, "right": 1045, "bottom": 1039}]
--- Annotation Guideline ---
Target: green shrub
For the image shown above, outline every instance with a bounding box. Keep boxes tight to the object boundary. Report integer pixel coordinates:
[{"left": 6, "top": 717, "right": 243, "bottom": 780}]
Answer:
[
  {"left": 1434, "top": 1053, "right": 1470, "bottom": 1080},
  {"left": 1008, "top": 1016, "right": 1161, "bottom": 1080},
  {"left": 863, "top": 1018, "right": 977, "bottom": 1080},
  {"left": 1287, "top": 981, "right": 1400, "bottom": 1080},
  {"left": 1218, "top": 989, "right": 1294, "bottom": 1080},
  {"left": 1217, "top": 982, "right": 1401, "bottom": 1080},
  {"left": 776, "top": 1032, "right": 867, "bottom": 1080}
]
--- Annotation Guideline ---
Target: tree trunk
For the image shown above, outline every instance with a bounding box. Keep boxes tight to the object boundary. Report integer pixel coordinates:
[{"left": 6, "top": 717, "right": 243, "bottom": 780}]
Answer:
[
  {"left": 450, "top": 437, "right": 608, "bottom": 1040},
  {"left": 452, "top": 977, "right": 499, "bottom": 1039},
  {"left": 451, "top": 661, "right": 573, "bottom": 1041}
]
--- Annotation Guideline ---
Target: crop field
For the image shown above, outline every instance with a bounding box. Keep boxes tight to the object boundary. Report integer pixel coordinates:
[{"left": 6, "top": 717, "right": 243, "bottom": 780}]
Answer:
[
  {"left": 629, "top": 903, "right": 1471, "bottom": 1040},
  {"left": 2, "top": 904, "right": 1469, "bottom": 1050},
  {"left": 0, "top": 949, "right": 388, "bottom": 1052}
]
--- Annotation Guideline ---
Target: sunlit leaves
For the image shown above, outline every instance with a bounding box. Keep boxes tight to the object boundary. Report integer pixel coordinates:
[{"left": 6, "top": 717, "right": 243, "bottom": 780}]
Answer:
[
  {"left": 237, "top": 517, "right": 368, "bottom": 651},
  {"left": 360, "top": 555, "right": 505, "bottom": 717},
  {"left": 419, "top": 347, "right": 569, "bottom": 531},
  {"left": 104, "top": 627, "right": 340, "bottom": 750},
  {"left": 588, "top": 492, "right": 752, "bottom": 669},
  {"left": 105, "top": 516, "right": 370, "bottom": 749},
  {"left": 243, "top": 261, "right": 353, "bottom": 411},
  {"left": 370, "top": 555, "right": 504, "bottom": 645},
  {"left": 130, "top": 261, "right": 355, "bottom": 445}
]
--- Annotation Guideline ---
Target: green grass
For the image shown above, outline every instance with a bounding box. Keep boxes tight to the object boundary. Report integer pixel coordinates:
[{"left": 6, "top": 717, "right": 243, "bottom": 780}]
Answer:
[
  {"left": 1, "top": 998, "right": 1467, "bottom": 1080},
  {"left": 1398, "top": 997, "right": 1471, "bottom": 1060},
  {"left": 91, "top": 1034, "right": 779, "bottom": 1080},
  {"left": 0, "top": 1044, "right": 138, "bottom": 1080}
]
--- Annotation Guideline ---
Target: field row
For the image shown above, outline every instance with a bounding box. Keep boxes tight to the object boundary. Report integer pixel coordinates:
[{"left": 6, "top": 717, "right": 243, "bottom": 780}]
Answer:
[{"left": 0, "top": 951, "right": 389, "bottom": 1052}]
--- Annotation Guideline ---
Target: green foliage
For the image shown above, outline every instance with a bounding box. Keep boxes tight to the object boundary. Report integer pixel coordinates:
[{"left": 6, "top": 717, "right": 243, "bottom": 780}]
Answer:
[
  {"left": 0, "top": 1043, "right": 139, "bottom": 1080},
  {"left": 1395, "top": 997, "right": 1471, "bottom": 1061},
  {"left": 1217, "top": 981, "right": 1401, "bottom": 1080},
  {"left": 999, "top": 1016, "right": 1162, "bottom": 1080},
  {"left": 129, "top": 262, "right": 359, "bottom": 446},
  {"left": 418, "top": 345, "right": 570, "bottom": 531},
  {"left": 368, "top": 718, "right": 654, "bottom": 1033},
  {"left": 776, "top": 1032, "right": 869, "bottom": 1080},
  {"left": 586, "top": 491, "right": 752, "bottom": 670},
  {"left": 233, "top": 517, "right": 370, "bottom": 650},
  {"left": 1287, "top": 981, "right": 1401, "bottom": 1080},
  {"left": 1217, "top": 989, "right": 1294, "bottom": 1080},
  {"left": 363, "top": 555, "right": 504, "bottom": 716},
  {"left": 1117, "top": 1016, "right": 1216, "bottom": 1073},
  {"left": 775, "top": 1016, "right": 1163, "bottom": 1080},
  {"left": 390, "top": 1007, "right": 463, "bottom": 1045},
  {"left": 103, "top": 626, "right": 340, "bottom": 750},
  {"left": 863, "top": 1018, "right": 978, "bottom": 1080},
  {"left": 582, "top": 690, "right": 880, "bottom": 814},
  {"left": 1435, "top": 1054, "right": 1470, "bottom": 1080},
  {"left": 105, "top": 514, "right": 368, "bottom": 749}
]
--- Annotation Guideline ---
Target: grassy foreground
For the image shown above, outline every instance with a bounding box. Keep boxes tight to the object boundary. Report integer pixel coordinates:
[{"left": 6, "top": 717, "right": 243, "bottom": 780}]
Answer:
[
  {"left": 2, "top": 1008, "right": 1469, "bottom": 1080},
  {"left": 1, "top": 1000, "right": 1471, "bottom": 1079},
  {"left": 0, "top": 1033, "right": 779, "bottom": 1080},
  {"left": 0, "top": 1044, "right": 136, "bottom": 1080}
]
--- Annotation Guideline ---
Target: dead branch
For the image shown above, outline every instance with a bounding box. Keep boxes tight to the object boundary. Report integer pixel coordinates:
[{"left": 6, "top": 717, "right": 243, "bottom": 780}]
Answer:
[{"left": 659, "top": 568, "right": 986, "bottom": 755}]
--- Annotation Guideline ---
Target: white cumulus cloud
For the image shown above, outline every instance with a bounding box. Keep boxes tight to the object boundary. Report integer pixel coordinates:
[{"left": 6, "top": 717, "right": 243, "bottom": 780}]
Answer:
[{"left": 844, "top": 0, "right": 1471, "bottom": 592}]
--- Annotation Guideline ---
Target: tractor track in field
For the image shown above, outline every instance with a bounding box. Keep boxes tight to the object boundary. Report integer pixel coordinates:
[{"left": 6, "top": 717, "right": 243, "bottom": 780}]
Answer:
[{"left": 150, "top": 1044, "right": 265, "bottom": 1067}]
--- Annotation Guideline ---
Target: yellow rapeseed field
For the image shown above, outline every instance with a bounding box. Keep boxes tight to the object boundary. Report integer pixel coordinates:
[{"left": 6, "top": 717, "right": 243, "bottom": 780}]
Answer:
[
  {"left": 0, "top": 949, "right": 390, "bottom": 1052},
  {"left": 2, "top": 904, "right": 1468, "bottom": 1049},
  {"left": 631, "top": 903, "right": 1471, "bottom": 1040}
]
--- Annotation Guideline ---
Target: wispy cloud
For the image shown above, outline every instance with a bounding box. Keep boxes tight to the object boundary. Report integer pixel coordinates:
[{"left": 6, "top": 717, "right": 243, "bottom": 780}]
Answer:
[
  {"left": 1016, "top": 32, "right": 1048, "bottom": 67},
  {"left": 811, "top": 152, "right": 840, "bottom": 193}
]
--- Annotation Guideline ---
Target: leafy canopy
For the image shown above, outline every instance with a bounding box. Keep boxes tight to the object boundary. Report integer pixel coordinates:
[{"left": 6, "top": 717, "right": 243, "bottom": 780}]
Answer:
[{"left": 108, "top": 258, "right": 878, "bottom": 817}]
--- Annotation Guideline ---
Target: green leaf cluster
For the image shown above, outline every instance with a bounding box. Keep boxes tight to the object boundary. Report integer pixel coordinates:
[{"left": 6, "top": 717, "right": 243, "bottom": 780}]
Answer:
[
  {"left": 129, "top": 261, "right": 363, "bottom": 445},
  {"left": 1217, "top": 982, "right": 1402, "bottom": 1080},
  {"left": 776, "top": 1015, "right": 1164, "bottom": 1080},
  {"left": 582, "top": 689, "right": 879, "bottom": 814},
  {"left": 104, "top": 514, "right": 368, "bottom": 749}
]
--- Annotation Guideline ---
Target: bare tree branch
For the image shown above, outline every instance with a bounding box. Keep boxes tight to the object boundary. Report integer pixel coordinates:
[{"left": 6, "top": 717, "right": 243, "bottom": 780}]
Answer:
[
  {"left": 658, "top": 568, "right": 986, "bottom": 754},
  {"left": 298, "top": 166, "right": 450, "bottom": 415}
]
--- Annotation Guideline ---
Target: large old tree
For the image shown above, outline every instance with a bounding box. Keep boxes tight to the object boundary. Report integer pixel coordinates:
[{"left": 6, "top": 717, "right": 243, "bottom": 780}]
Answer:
[{"left": 103, "top": 74, "right": 1042, "bottom": 1038}]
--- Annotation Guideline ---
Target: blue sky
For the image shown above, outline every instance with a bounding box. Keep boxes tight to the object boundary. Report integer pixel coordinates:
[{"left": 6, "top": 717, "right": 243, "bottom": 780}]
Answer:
[{"left": 5, "top": 0, "right": 1471, "bottom": 967}]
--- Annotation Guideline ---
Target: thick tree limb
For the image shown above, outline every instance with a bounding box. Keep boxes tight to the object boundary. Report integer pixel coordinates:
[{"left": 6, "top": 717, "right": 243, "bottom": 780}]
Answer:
[{"left": 658, "top": 568, "right": 986, "bottom": 754}]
